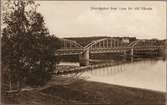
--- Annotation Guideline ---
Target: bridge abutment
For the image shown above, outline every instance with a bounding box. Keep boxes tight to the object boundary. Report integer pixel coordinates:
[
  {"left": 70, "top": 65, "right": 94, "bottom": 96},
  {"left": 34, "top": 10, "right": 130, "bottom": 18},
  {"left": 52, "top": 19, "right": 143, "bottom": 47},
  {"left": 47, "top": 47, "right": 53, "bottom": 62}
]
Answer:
[{"left": 79, "top": 50, "right": 89, "bottom": 66}]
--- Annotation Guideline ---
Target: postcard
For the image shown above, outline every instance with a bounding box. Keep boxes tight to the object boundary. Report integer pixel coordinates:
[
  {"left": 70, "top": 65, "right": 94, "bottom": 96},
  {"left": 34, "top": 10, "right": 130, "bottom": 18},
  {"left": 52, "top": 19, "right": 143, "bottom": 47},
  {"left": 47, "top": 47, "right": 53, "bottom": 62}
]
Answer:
[{"left": 1, "top": 0, "right": 166, "bottom": 105}]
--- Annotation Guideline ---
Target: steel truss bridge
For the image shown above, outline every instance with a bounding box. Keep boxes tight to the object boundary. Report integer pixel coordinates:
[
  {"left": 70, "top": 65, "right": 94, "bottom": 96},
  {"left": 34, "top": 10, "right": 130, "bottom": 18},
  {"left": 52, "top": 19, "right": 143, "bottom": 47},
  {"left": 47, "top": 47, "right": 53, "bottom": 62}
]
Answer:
[{"left": 56, "top": 38, "right": 164, "bottom": 66}]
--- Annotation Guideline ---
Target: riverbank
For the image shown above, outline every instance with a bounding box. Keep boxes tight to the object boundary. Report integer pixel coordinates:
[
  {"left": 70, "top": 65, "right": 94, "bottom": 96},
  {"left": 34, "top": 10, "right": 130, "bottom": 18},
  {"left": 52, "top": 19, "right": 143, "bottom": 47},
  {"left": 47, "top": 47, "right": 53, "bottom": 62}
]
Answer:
[{"left": 2, "top": 79, "right": 166, "bottom": 105}]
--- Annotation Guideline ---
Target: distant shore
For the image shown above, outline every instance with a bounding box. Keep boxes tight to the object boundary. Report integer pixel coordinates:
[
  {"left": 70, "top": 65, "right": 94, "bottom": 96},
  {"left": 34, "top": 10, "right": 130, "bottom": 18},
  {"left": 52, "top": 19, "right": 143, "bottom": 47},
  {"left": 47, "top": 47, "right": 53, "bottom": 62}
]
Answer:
[{"left": 2, "top": 79, "right": 166, "bottom": 105}]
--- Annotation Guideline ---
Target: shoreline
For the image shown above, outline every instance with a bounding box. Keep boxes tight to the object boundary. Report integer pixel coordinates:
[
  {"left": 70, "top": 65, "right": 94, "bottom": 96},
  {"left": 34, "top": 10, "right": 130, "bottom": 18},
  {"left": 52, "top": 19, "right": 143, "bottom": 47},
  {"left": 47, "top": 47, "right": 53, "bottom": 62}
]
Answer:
[
  {"left": 2, "top": 79, "right": 166, "bottom": 105},
  {"left": 86, "top": 79, "right": 166, "bottom": 93}
]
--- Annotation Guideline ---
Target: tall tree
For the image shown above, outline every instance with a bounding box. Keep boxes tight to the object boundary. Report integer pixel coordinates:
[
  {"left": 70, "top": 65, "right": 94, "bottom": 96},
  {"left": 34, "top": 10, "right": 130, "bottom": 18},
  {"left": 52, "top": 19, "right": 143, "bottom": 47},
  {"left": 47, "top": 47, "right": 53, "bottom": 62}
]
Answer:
[{"left": 2, "top": 0, "right": 61, "bottom": 90}]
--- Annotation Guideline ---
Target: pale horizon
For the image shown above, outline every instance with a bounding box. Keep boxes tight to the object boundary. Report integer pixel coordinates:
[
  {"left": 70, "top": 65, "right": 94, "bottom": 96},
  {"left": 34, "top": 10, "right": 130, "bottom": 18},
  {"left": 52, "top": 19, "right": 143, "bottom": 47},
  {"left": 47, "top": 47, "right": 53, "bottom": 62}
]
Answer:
[{"left": 37, "top": 1, "right": 166, "bottom": 40}]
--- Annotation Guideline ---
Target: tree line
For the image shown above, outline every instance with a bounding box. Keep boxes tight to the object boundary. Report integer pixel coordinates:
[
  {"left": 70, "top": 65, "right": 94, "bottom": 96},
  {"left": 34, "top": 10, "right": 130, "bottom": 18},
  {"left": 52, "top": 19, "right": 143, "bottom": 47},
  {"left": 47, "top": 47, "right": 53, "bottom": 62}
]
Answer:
[{"left": 2, "top": 0, "right": 61, "bottom": 93}]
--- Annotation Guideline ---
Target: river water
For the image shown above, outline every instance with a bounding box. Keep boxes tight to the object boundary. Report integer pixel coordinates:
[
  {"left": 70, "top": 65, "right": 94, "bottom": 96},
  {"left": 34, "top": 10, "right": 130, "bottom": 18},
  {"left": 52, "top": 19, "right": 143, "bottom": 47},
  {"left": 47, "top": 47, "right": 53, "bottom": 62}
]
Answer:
[
  {"left": 79, "top": 59, "right": 166, "bottom": 92},
  {"left": 59, "top": 59, "right": 166, "bottom": 92}
]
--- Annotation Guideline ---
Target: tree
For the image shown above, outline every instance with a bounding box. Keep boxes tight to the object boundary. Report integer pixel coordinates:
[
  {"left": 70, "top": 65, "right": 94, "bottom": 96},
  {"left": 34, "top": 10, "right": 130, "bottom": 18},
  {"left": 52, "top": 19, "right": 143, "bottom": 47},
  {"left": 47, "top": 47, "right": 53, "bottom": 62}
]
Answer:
[{"left": 2, "top": 0, "right": 61, "bottom": 90}]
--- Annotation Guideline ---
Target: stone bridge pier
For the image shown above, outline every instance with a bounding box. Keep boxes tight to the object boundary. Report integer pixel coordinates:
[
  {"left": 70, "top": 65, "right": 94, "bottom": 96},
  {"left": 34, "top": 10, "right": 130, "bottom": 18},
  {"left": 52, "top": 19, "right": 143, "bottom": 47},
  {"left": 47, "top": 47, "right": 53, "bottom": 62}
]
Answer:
[{"left": 79, "top": 50, "right": 89, "bottom": 66}]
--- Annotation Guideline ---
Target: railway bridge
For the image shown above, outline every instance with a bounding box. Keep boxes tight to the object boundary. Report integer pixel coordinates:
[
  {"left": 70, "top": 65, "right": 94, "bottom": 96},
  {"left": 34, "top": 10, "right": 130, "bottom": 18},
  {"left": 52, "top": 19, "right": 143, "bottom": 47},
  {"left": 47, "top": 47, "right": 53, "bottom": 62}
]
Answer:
[{"left": 56, "top": 37, "right": 164, "bottom": 66}]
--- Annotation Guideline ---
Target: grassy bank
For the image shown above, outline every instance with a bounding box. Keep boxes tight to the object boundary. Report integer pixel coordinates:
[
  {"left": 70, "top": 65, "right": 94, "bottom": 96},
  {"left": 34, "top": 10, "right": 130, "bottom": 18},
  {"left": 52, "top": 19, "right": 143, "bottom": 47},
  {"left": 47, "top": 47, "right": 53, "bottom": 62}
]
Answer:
[{"left": 2, "top": 79, "right": 166, "bottom": 105}]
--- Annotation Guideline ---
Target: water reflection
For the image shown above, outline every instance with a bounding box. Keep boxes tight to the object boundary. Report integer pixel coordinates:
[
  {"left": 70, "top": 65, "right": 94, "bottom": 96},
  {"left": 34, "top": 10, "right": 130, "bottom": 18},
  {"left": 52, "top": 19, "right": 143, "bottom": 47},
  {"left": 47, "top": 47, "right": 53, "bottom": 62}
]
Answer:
[
  {"left": 81, "top": 59, "right": 166, "bottom": 92},
  {"left": 88, "top": 64, "right": 126, "bottom": 77}
]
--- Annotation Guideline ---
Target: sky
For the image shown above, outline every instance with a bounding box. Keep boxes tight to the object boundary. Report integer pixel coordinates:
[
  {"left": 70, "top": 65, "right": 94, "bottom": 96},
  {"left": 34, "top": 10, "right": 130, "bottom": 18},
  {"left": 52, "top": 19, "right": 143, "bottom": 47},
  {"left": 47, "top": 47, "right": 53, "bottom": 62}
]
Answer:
[{"left": 36, "top": 1, "right": 166, "bottom": 39}]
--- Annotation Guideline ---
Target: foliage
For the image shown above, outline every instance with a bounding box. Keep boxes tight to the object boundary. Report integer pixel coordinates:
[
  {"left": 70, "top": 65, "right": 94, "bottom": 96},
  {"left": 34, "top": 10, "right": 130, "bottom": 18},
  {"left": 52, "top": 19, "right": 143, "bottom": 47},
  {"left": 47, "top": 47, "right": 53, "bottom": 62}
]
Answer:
[{"left": 2, "top": 0, "right": 61, "bottom": 89}]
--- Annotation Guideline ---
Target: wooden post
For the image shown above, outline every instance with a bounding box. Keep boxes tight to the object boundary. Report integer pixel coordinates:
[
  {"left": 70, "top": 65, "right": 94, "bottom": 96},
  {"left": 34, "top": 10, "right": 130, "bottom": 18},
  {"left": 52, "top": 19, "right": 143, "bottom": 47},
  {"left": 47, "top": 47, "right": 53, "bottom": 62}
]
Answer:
[{"left": 9, "top": 79, "right": 12, "bottom": 91}]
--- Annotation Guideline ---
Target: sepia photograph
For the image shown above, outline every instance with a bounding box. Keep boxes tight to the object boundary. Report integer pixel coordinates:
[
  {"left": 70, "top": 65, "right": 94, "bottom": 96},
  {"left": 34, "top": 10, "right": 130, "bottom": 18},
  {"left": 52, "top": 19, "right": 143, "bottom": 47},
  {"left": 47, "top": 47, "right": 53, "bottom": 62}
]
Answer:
[{"left": 1, "top": 0, "right": 166, "bottom": 105}]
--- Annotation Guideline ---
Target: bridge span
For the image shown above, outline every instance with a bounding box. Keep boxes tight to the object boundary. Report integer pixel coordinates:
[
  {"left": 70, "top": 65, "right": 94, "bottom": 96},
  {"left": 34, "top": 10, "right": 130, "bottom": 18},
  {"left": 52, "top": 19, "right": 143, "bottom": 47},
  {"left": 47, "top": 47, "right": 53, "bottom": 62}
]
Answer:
[{"left": 56, "top": 37, "right": 165, "bottom": 66}]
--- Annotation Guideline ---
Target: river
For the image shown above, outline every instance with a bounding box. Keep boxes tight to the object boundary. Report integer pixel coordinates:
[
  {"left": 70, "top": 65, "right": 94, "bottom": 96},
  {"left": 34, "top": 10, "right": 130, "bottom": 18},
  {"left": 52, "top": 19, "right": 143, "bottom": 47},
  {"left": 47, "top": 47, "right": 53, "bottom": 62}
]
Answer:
[{"left": 79, "top": 59, "right": 166, "bottom": 92}]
